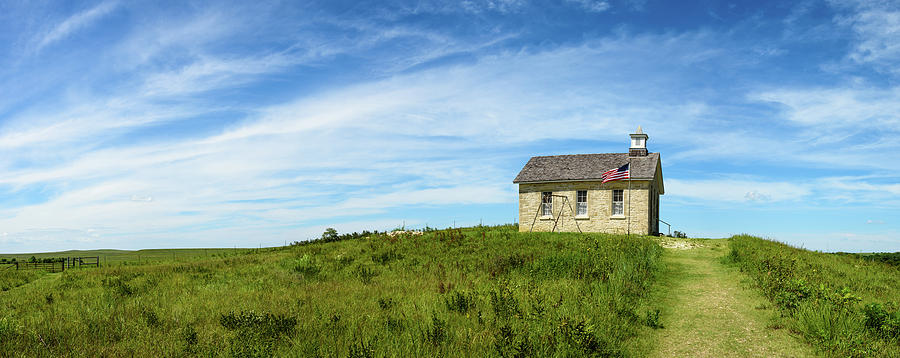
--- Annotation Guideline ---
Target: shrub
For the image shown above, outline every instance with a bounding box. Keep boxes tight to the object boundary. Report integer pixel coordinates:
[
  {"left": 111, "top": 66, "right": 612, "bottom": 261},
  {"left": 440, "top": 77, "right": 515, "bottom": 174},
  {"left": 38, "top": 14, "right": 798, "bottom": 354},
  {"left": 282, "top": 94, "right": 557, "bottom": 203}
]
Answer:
[
  {"left": 377, "top": 297, "right": 395, "bottom": 310},
  {"left": 220, "top": 311, "right": 297, "bottom": 357},
  {"left": 490, "top": 284, "right": 520, "bottom": 320},
  {"left": 424, "top": 315, "right": 446, "bottom": 346},
  {"left": 348, "top": 339, "right": 375, "bottom": 358},
  {"left": 0, "top": 316, "right": 20, "bottom": 343},
  {"left": 445, "top": 291, "right": 476, "bottom": 314},
  {"left": 494, "top": 325, "right": 532, "bottom": 358},
  {"left": 293, "top": 255, "right": 320, "bottom": 278},
  {"left": 102, "top": 276, "right": 134, "bottom": 296},
  {"left": 355, "top": 265, "right": 377, "bottom": 284},
  {"left": 488, "top": 254, "right": 529, "bottom": 277},
  {"left": 863, "top": 303, "right": 900, "bottom": 339},
  {"left": 557, "top": 318, "right": 616, "bottom": 357},
  {"left": 371, "top": 249, "right": 403, "bottom": 265},
  {"left": 644, "top": 309, "right": 663, "bottom": 329}
]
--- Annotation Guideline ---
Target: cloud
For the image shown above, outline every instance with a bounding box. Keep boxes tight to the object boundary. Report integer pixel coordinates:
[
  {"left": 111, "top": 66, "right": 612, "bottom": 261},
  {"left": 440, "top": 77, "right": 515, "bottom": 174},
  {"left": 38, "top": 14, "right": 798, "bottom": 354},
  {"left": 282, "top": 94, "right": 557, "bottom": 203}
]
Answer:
[
  {"left": 866, "top": 219, "right": 885, "bottom": 224},
  {"left": 832, "top": 0, "right": 900, "bottom": 74},
  {"left": 752, "top": 87, "right": 900, "bottom": 131},
  {"left": 5, "top": 2, "right": 900, "bottom": 253},
  {"left": 667, "top": 179, "right": 811, "bottom": 203},
  {"left": 34, "top": 1, "right": 119, "bottom": 52},
  {"left": 744, "top": 191, "right": 771, "bottom": 201},
  {"left": 130, "top": 195, "right": 153, "bottom": 202},
  {"left": 567, "top": 0, "right": 611, "bottom": 13}
]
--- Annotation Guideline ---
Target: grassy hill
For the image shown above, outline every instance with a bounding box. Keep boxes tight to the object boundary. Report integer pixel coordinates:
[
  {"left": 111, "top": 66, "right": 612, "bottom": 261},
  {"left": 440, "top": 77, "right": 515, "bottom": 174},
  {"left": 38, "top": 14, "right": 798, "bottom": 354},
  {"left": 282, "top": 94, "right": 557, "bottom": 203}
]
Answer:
[
  {"left": 727, "top": 235, "right": 900, "bottom": 357},
  {"left": 0, "top": 225, "right": 665, "bottom": 357}
]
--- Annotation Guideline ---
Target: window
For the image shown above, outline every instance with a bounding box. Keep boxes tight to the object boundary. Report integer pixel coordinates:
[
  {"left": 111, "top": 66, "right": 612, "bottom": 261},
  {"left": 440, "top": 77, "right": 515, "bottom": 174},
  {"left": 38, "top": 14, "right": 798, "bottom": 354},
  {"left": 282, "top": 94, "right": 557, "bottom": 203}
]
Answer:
[
  {"left": 576, "top": 190, "right": 587, "bottom": 216},
  {"left": 541, "top": 192, "right": 552, "bottom": 216},
  {"left": 612, "top": 189, "right": 624, "bottom": 216}
]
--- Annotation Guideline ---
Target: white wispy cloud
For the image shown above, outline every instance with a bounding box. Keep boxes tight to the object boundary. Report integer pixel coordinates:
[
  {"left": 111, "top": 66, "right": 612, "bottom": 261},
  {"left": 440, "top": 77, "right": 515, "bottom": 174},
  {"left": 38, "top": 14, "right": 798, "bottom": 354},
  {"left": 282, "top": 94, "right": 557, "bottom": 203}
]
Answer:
[
  {"left": 753, "top": 87, "right": 900, "bottom": 131},
  {"left": 833, "top": 0, "right": 900, "bottom": 74},
  {"left": 1, "top": 29, "right": 728, "bottom": 250},
  {"left": 33, "top": 1, "right": 119, "bottom": 52},
  {"left": 666, "top": 179, "right": 811, "bottom": 203},
  {"left": 567, "top": 0, "right": 611, "bottom": 13},
  {"left": 5, "top": 1, "right": 900, "bottom": 253}
]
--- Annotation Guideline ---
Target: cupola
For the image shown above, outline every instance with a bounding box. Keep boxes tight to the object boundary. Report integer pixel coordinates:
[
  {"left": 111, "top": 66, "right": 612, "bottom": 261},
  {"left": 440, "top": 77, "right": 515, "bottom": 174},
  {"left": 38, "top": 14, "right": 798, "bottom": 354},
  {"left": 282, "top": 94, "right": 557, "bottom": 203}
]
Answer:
[{"left": 629, "top": 126, "right": 649, "bottom": 157}]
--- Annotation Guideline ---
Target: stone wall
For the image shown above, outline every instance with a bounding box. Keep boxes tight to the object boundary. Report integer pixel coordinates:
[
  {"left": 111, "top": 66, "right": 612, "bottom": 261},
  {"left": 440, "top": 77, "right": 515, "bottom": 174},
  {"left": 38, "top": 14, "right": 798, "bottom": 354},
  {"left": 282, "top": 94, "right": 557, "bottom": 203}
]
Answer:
[{"left": 518, "top": 180, "right": 653, "bottom": 235}]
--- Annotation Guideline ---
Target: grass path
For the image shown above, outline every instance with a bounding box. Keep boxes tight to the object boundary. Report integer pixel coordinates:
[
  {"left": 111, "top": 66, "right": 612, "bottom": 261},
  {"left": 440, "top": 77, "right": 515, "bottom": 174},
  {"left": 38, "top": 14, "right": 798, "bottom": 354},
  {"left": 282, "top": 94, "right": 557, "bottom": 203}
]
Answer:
[{"left": 650, "top": 239, "right": 816, "bottom": 357}]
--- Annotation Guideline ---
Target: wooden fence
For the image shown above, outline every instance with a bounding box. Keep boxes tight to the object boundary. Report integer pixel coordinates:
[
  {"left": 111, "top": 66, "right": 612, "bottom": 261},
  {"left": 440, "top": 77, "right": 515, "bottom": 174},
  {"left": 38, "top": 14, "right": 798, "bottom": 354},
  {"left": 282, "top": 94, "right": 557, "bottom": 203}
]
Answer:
[{"left": 4, "top": 256, "right": 100, "bottom": 273}]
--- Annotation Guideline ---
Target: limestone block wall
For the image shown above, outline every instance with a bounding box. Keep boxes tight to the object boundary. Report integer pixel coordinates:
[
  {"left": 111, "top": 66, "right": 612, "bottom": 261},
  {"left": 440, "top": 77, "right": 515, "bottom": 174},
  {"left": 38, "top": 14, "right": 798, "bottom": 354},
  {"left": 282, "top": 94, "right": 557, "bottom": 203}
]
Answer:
[{"left": 518, "top": 180, "right": 652, "bottom": 235}]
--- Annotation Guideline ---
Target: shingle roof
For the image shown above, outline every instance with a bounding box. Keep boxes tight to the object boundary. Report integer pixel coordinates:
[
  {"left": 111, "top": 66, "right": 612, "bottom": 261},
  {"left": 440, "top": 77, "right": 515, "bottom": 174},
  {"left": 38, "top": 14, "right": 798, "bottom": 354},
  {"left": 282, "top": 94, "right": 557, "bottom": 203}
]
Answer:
[{"left": 513, "top": 153, "right": 660, "bottom": 183}]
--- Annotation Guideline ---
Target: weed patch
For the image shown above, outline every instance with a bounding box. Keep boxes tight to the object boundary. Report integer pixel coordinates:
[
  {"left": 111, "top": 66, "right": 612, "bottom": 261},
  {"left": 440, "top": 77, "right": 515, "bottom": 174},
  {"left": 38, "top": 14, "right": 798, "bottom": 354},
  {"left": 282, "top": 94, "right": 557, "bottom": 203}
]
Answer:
[
  {"left": 220, "top": 311, "right": 297, "bottom": 357},
  {"left": 445, "top": 291, "right": 476, "bottom": 314},
  {"left": 728, "top": 235, "right": 900, "bottom": 357},
  {"left": 293, "top": 254, "right": 321, "bottom": 278}
]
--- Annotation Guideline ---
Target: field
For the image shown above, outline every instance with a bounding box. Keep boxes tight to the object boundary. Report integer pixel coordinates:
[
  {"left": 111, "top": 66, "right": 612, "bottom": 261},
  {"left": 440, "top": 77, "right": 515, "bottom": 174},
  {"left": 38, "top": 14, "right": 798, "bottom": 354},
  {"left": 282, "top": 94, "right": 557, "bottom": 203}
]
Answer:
[
  {"left": 5, "top": 227, "right": 898, "bottom": 357},
  {"left": 1, "top": 248, "right": 248, "bottom": 266},
  {"left": 0, "top": 225, "right": 665, "bottom": 357},
  {"left": 727, "top": 235, "right": 900, "bottom": 357}
]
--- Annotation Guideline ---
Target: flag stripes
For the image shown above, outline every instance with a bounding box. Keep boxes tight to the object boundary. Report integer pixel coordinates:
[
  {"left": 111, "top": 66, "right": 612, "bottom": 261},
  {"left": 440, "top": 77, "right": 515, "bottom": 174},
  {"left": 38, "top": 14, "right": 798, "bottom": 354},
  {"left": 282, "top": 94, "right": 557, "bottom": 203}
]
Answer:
[{"left": 601, "top": 163, "right": 629, "bottom": 183}]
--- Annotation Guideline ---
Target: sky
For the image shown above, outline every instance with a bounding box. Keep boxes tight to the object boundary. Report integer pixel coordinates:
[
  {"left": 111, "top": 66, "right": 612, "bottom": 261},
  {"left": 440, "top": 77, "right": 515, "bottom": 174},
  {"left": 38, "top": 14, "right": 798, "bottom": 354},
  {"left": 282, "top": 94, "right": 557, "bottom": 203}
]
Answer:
[{"left": 1, "top": 0, "right": 899, "bottom": 253}]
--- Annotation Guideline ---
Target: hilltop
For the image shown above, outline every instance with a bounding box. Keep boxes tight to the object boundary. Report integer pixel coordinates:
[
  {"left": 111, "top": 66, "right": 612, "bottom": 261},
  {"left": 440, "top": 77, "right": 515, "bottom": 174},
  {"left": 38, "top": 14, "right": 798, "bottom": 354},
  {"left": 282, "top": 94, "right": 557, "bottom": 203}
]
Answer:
[
  {"left": 0, "top": 225, "right": 664, "bottom": 357},
  {"left": 1, "top": 226, "right": 898, "bottom": 357}
]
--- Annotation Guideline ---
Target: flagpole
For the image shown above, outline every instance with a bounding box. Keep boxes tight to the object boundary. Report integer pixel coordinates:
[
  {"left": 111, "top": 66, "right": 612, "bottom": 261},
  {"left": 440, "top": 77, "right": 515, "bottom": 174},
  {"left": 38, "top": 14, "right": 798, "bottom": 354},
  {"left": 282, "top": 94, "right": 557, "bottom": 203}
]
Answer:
[{"left": 627, "top": 157, "right": 632, "bottom": 236}]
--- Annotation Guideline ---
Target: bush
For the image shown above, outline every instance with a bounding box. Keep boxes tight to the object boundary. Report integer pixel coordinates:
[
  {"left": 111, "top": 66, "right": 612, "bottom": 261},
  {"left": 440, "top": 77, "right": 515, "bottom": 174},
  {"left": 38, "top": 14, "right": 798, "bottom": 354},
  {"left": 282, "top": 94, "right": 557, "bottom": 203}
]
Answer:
[
  {"left": 371, "top": 249, "right": 403, "bottom": 265},
  {"left": 424, "top": 315, "right": 446, "bottom": 346},
  {"left": 445, "top": 291, "right": 476, "bottom": 314},
  {"left": 863, "top": 303, "right": 900, "bottom": 339},
  {"left": 644, "top": 309, "right": 663, "bottom": 329},
  {"left": 293, "top": 255, "right": 320, "bottom": 278},
  {"left": 220, "top": 311, "right": 297, "bottom": 357},
  {"left": 490, "top": 284, "right": 520, "bottom": 320}
]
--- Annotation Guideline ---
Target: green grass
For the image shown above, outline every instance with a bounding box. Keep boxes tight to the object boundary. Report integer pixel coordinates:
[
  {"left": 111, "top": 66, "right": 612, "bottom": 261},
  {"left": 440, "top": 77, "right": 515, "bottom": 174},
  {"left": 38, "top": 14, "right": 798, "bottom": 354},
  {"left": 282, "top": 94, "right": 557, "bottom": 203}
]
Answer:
[
  {"left": 650, "top": 238, "right": 814, "bottom": 357},
  {"left": 0, "top": 269, "right": 45, "bottom": 292},
  {"left": 0, "top": 225, "right": 664, "bottom": 357},
  {"left": 1, "top": 248, "right": 251, "bottom": 266},
  {"left": 726, "top": 235, "right": 900, "bottom": 357}
]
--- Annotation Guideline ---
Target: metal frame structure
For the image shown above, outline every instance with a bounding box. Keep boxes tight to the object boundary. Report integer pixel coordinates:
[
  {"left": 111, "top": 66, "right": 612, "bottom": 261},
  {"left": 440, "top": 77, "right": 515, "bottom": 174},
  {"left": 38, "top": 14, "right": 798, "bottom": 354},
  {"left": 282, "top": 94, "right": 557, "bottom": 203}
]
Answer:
[
  {"left": 659, "top": 219, "right": 671, "bottom": 236},
  {"left": 529, "top": 194, "right": 583, "bottom": 234}
]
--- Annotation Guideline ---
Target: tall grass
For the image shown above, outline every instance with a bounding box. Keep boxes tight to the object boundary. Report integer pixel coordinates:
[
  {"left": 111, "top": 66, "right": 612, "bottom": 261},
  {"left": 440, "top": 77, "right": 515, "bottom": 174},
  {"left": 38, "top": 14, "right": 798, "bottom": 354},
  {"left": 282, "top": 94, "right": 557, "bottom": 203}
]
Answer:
[
  {"left": 0, "top": 225, "right": 663, "bottom": 357},
  {"left": 0, "top": 269, "right": 45, "bottom": 292},
  {"left": 726, "top": 235, "right": 900, "bottom": 357}
]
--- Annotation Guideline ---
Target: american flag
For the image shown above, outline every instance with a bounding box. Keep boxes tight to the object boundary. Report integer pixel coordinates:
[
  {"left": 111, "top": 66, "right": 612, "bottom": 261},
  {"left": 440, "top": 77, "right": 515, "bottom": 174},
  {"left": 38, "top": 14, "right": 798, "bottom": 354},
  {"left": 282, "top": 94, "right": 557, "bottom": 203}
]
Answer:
[{"left": 601, "top": 163, "right": 629, "bottom": 183}]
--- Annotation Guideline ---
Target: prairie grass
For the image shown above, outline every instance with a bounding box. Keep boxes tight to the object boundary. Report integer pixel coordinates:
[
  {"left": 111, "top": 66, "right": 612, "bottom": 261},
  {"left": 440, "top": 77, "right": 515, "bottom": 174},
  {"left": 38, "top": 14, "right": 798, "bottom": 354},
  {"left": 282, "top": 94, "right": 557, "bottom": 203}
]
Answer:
[
  {"left": 0, "top": 269, "right": 45, "bottom": 292},
  {"left": 0, "top": 225, "right": 663, "bottom": 357},
  {"left": 1, "top": 248, "right": 251, "bottom": 267},
  {"left": 726, "top": 235, "right": 900, "bottom": 357}
]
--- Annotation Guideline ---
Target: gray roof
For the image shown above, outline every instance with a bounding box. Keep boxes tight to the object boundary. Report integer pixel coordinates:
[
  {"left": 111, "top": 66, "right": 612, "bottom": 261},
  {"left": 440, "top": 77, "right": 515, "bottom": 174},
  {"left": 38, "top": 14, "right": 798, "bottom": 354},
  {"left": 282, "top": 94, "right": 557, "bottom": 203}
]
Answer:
[{"left": 513, "top": 153, "right": 660, "bottom": 183}]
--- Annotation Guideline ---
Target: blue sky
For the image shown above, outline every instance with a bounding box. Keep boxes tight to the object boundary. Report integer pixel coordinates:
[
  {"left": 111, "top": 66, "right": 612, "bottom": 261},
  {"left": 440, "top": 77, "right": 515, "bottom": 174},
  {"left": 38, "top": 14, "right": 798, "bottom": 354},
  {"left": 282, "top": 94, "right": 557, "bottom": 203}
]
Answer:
[{"left": 1, "top": 0, "right": 899, "bottom": 253}]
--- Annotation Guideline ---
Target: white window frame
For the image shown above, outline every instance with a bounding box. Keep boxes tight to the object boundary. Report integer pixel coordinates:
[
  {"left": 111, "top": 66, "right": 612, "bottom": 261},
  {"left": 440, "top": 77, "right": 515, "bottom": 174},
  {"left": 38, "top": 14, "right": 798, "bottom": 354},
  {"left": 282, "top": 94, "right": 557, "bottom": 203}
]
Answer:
[
  {"left": 576, "top": 190, "right": 588, "bottom": 217},
  {"left": 541, "top": 192, "right": 552, "bottom": 217},
  {"left": 612, "top": 189, "right": 624, "bottom": 216}
]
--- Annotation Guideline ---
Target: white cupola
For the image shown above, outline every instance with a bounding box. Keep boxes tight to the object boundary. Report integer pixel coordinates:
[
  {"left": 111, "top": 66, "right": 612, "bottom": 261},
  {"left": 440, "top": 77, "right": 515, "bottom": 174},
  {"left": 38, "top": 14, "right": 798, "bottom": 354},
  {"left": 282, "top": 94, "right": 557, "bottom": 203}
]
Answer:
[{"left": 629, "top": 125, "right": 649, "bottom": 157}]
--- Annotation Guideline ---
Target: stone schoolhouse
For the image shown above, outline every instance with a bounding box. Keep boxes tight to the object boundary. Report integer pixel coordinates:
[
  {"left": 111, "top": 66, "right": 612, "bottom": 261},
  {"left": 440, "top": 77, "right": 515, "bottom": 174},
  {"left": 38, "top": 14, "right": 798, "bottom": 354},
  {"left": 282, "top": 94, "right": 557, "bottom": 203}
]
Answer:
[{"left": 513, "top": 127, "right": 663, "bottom": 235}]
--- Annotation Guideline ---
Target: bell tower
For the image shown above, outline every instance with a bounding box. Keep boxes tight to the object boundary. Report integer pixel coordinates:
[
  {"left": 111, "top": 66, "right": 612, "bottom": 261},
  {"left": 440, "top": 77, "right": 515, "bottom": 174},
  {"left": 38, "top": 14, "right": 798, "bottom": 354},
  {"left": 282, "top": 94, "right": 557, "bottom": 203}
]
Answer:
[{"left": 629, "top": 126, "right": 649, "bottom": 157}]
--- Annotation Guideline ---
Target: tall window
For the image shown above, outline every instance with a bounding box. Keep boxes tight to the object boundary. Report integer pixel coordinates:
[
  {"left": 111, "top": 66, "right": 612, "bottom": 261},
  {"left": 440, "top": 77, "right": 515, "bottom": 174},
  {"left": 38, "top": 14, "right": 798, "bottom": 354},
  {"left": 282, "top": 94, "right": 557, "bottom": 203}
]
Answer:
[
  {"left": 576, "top": 190, "right": 587, "bottom": 216},
  {"left": 612, "top": 189, "right": 624, "bottom": 216},
  {"left": 541, "top": 192, "right": 552, "bottom": 216}
]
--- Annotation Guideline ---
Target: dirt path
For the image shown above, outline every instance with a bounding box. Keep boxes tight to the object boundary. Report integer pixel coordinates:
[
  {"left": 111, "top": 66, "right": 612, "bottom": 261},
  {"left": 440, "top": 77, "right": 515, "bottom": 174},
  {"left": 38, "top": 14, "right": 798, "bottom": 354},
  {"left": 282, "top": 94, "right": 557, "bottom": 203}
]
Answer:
[{"left": 650, "top": 240, "right": 815, "bottom": 357}]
